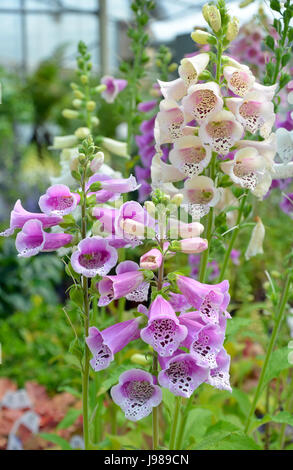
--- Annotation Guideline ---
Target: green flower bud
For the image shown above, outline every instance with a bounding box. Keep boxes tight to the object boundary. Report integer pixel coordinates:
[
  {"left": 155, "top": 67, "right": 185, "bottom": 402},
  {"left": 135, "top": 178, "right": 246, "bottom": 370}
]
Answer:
[
  {"left": 80, "top": 74, "right": 88, "bottom": 84},
  {"left": 74, "top": 90, "right": 85, "bottom": 99},
  {"left": 226, "top": 17, "right": 240, "bottom": 41},
  {"left": 191, "top": 30, "right": 216, "bottom": 45},
  {"left": 62, "top": 109, "right": 79, "bottom": 119},
  {"left": 91, "top": 116, "right": 100, "bottom": 127},
  {"left": 86, "top": 100, "right": 96, "bottom": 111},
  {"left": 72, "top": 99, "right": 82, "bottom": 108},
  {"left": 94, "top": 84, "right": 107, "bottom": 93},
  {"left": 75, "top": 127, "right": 91, "bottom": 139}
]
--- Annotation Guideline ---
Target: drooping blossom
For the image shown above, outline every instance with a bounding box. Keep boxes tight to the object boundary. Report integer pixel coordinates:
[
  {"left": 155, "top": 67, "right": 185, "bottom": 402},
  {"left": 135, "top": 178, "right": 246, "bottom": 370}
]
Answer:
[
  {"left": 198, "top": 110, "right": 243, "bottom": 156},
  {"left": 178, "top": 53, "right": 210, "bottom": 88},
  {"left": 101, "top": 76, "right": 127, "bottom": 103},
  {"left": 176, "top": 275, "right": 230, "bottom": 325},
  {"left": 169, "top": 135, "right": 212, "bottom": 178},
  {"left": 111, "top": 369, "right": 162, "bottom": 421},
  {"left": 140, "top": 295, "right": 187, "bottom": 357},
  {"left": 140, "top": 248, "right": 163, "bottom": 270},
  {"left": 188, "top": 323, "right": 225, "bottom": 369},
  {"left": 115, "top": 201, "right": 155, "bottom": 245},
  {"left": 151, "top": 154, "right": 185, "bottom": 185},
  {"left": 183, "top": 175, "right": 222, "bottom": 219},
  {"left": 158, "top": 352, "right": 209, "bottom": 398},
  {"left": 276, "top": 128, "right": 293, "bottom": 164},
  {"left": 207, "top": 348, "right": 232, "bottom": 392},
  {"left": 157, "top": 78, "right": 187, "bottom": 102},
  {"left": 223, "top": 65, "right": 255, "bottom": 97},
  {"left": 155, "top": 99, "right": 185, "bottom": 145},
  {"left": 15, "top": 219, "right": 72, "bottom": 258},
  {"left": 71, "top": 237, "right": 118, "bottom": 277},
  {"left": 182, "top": 82, "right": 223, "bottom": 123},
  {"left": 98, "top": 260, "right": 149, "bottom": 306},
  {"left": 38, "top": 184, "right": 80, "bottom": 216},
  {"left": 169, "top": 218, "right": 204, "bottom": 239},
  {"left": 0, "top": 200, "right": 63, "bottom": 237},
  {"left": 86, "top": 319, "right": 141, "bottom": 371},
  {"left": 245, "top": 217, "right": 265, "bottom": 260},
  {"left": 170, "top": 237, "right": 208, "bottom": 254}
]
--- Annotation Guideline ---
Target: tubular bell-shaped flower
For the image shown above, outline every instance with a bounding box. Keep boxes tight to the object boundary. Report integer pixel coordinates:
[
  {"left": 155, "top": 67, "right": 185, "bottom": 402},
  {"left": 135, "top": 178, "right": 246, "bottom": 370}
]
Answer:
[
  {"left": 169, "top": 218, "right": 204, "bottom": 239},
  {"left": 15, "top": 220, "right": 72, "bottom": 258},
  {"left": 223, "top": 65, "right": 255, "bottom": 97},
  {"left": 39, "top": 184, "right": 80, "bottom": 216},
  {"left": 245, "top": 217, "right": 265, "bottom": 260},
  {"left": 183, "top": 175, "right": 222, "bottom": 219},
  {"left": 170, "top": 237, "right": 208, "bottom": 254},
  {"left": 92, "top": 206, "right": 119, "bottom": 234},
  {"left": 140, "top": 295, "right": 188, "bottom": 357},
  {"left": 140, "top": 248, "right": 163, "bottom": 270},
  {"left": 158, "top": 352, "right": 209, "bottom": 398},
  {"left": 199, "top": 110, "right": 243, "bottom": 156},
  {"left": 169, "top": 135, "right": 212, "bottom": 178},
  {"left": 182, "top": 82, "right": 223, "bottom": 124},
  {"left": 98, "top": 260, "right": 149, "bottom": 306},
  {"left": 178, "top": 53, "right": 210, "bottom": 88},
  {"left": 235, "top": 133, "right": 276, "bottom": 167},
  {"left": 189, "top": 323, "right": 225, "bottom": 369},
  {"left": 116, "top": 201, "right": 155, "bottom": 245},
  {"left": 176, "top": 275, "right": 230, "bottom": 324},
  {"left": 155, "top": 99, "right": 185, "bottom": 145},
  {"left": 207, "top": 348, "right": 232, "bottom": 392},
  {"left": 86, "top": 319, "right": 141, "bottom": 372},
  {"left": 111, "top": 369, "right": 162, "bottom": 422},
  {"left": 226, "top": 93, "right": 275, "bottom": 137},
  {"left": 100, "top": 76, "right": 127, "bottom": 103},
  {"left": 151, "top": 154, "right": 185, "bottom": 185},
  {"left": 0, "top": 200, "right": 63, "bottom": 237},
  {"left": 157, "top": 78, "right": 187, "bottom": 102},
  {"left": 71, "top": 237, "right": 118, "bottom": 277}
]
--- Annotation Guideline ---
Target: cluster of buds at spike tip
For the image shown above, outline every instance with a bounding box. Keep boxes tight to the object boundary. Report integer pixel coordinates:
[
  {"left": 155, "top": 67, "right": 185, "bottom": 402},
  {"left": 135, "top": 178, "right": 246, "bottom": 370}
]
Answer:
[
  {"left": 202, "top": 4, "right": 222, "bottom": 33},
  {"left": 226, "top": 16, "right": 239, "bottom": 41}
]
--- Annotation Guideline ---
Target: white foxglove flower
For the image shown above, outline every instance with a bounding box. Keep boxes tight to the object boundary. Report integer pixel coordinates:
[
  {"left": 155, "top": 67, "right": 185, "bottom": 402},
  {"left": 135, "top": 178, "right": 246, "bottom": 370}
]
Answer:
[
  {"left": 151, "top": 153, "right": 185, "bottom": 184},
  {"left": 157, "top": 78, "right": 187, "bottom": 102},
  {"left": 223, "top": 66, "right": 255, "bottom": 97},
  {"left": 245, "top": 217, "right": 265, "bottom": 260},
  {"left": 276, "top": 128, "right": 293, "bottom": 164},
  {"left": 182, "top": 81, "right": 223, "bottom": 123},
  {"left": 178, "top": 53, "right": 210, "bottom": 88},
  {"left": 183, "top": 175, "right": 222, "bottom": 219},
  {"left": 199, "top": 110, "right": 243, "bottom": 156},
  {"left": 169, "top": 135, "right": 211, "bottom": 178}
]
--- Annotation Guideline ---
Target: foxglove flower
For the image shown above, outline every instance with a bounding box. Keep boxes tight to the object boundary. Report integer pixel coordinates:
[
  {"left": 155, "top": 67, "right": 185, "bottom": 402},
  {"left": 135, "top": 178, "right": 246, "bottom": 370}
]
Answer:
[
  {"left": 199, "top": 110, "right": 243, "bottom": 156},
  {"left": 138, "top": 100, "right": 157, "bottom": 112},
  {"left": 87, "top": 174, "right": 118, "bottom": 203},
  {"left": 280, "top": 193, "right": 293, "bottom": 217},
  {"left": 170, "top": 237, "right": 208, "bottom": 254},
  {"left": 158, "top": 352, "right": 209, "bottom": 398},
  {"left": 140, "top": 248, "right": 163, "bottom": 270},
  {"left": 178, "top": 53, "right": 210, "bottom": 88},
  {"left": 101, "top": 76, "right": 127, "bottom": 103},
  {"left": 39, "top": 184, "right": 80, "bottom": 216},
  {"left": 111, "top": 369, "right": 162, "bottom": 422},
  {"left": 236, "top": 133, "right": 276, "bottom": 167},
  {"left": 245, "top": 217, "right": 265, "bottom": 260},
  {"left": 157, "top": 77, "right": 187, "bottom": 102},
  {"left": 223, "top": 66, "right": 255, "bottom": 97},
  {"left": 151, "top": 154, "right": 185, "bottom": 185},
  {"left": 169, "top": 218, "right": 204, "bottom": 239},
  {"left": 226, "top": 93, "right": 275, "bottom": 137},
  {"left": 0, "top": 200, "right": 62, "bottom": 237},
  {"left": 177, "top": 275, "right": 230, "bottom": 324},
  {"left": 140, "top": 295, "right": 187, "bottom": 357},
  {"left": 98, "top": 260, "right": 149, "bottom": 306},
  {"left": 92, "top": 206, "right": 119, "bottom": 234},
  {"left": 86, "top": 319, "right": 141, "bottom": 371},
  {"left": 101, "top": 137, "right": 128, "bottom": 158},
  {"left": 183, "top": 175, "right": 222, "bottom": 219},
  {"left": 116, "top": 201, "right": 155, "bottom": 245},
  {"left": 188, "top": 323, "right": 225, "bottom": 369},
  {"left": 15, "top": 220, "right": 72, "bottom": 258},
  {"left": 207, "top": 348, "right": 232, "bottom": 392},
  {"left": 71, "top": 237, "right": 117, "bottom": 277},
  {"left": 155, "top": 99, "right": 185, "bottom": 145},
  {"left": 99, "top": 175, "right": 139, "bottom": 194},
  {"left": 182, "top": 82, "right": 223, "bottom": 123},
  {"left": 276, "top": 128, "right": 293, "bottom": 164},
  {"left": 169, "top": 135, "right": 212, "bottom": 178}
]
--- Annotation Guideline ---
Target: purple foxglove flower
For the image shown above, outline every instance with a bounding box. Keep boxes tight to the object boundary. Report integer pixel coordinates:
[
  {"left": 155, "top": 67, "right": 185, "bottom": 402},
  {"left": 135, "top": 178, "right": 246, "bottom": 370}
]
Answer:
[
  {"left": 138, "top": 182, "right": 152, "bottom": 202},
  {"left": 168, "top": 291, "right": 191, "bottom": 313},
  {"left": 92, "top": 206, "right": 119, "bottom": 234},
  {"left": 140, "top": 116, "right": 156, "bottom": 134},
  {"left": 100, "top": 175, "right": 139, "bottom": 194},
  {"left": 111, "top": 369, "right": 162, "bottom": 421},
  {"left": 138, "top": 100, "right": 157, "bottom": 112},
  {"left": 0, "top": 200, "right": 63, "bottom": 237},
  {"left": 170, "top": 237, "right": 208, "bottom": 254},
  {"left": 15, "top": 219, "right": 72, "bottom": 258},
  {"left": 158, "top": 352, "right": 209, "bottom": 398},
  {"left": 71, "top": 237, "right": 118, "bottom": 277},
  {"left": 189, "top": 324, "right": 225, "bottom": 369},
  {"left": 98, "top": 260, "right": 149, "bottom": 306},
  {"left": 230, "top": 249, "right": 240, "bottom": 265},
  {"left": 86, "top": 319, "right": 141, "bottom": 371},
  {"left": 177, "top": 275, "right": 230, "bottom": 324},
  {"left": 140, "top": 248, "right": 163, "bottom": 270},
  {"left": 280, "top": 193, "right": 293, "bottom": 216},
  {"left": 136, "top": 132, "right": 154, "bottom": 148},
  {"left": 135, "top": 166, "right": 151, "bottom": 183},
  {"left": 39, "top": 184, "right": 80, "bottom": 216},
  {"left": 101, "top": 76, "right": 127, "bottom": 103},
  {"left": 116, "top": 201, "right": 155, "bottom": 245},
  {"left": 140, "top": 295, "right": 187, "bottom": 357},
  {"left": 207, "top": 348, "right": 232, "bottom": 392}
]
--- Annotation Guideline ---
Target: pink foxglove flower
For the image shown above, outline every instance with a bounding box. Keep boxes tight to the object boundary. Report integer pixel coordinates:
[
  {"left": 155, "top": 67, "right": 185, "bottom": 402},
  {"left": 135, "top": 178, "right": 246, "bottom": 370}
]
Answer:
[
  {"left": 158, "top": 352, "right": 209, "bottom": 398},
  {"left": 157, "top": 78, "right": 187, "bottom": 102},
  {"left": 0, "top": 200, "right": 62, "bottom": 237},
  {"left": 116, "top": 201, "right": 155, "bottom": 245},
  {"left": 236, "top": 133, "right": 276, "bottom": 167},
  {"left": 249, "top": 82, "right": 277, "bottom": 101},
  {"left": 182, "top": 82, "right": 223, "bottom": 123},
  {"left": 71, "top": 237, "right": 118, "bottom": 277},
  {"left": 86, "top": 319, "right": 141, "bottom": 371},
  {"left": 170, "top": 237, "right": 208, "bottom": 254},
  {"left": 183, "top": 175, "right": 222, "bottom": 219},
  {"left": 177, "top": 275, "right": 230, "bottom": 325},
  {"left": 99, "top": 175, "right": 139, "bottom": 194},
  {"left": 15, "top": 220, "right": 72, "bottom": 258},
  {"left": 101, "top": 76, "right": 127, "bottom": 103},
  {"left": 207, "top": 348, "right": 232, "bottom": 392},
  {"left": 223, "top": 65, "right": 255, "bottom": 97},
  {"left": 98, "top": 260, "right": 149, "bottom": 306},
  {"left": 178, "top": 53, "right": 210, "bottom": 88},
  {"left": 140, "top": 248, "right": 163, "bottom": 270},
  {"left": 169, "top": 218, "right": 204, "bottom": 239},
  {"left": 226, "top": 93, "right": 275, "bottom": 137},
  {"left": 111, "top": 369, "right": 162, "bottom": 422},
  {"left": 155, "top": 99, "right": 185, "bottom": 145},
  {"left": 140, "top": 295, "right": 187, "bottom": 357},
  {"left": 39, "top": 184, "right": 80, "bottom": 216},
  {"left": 92, "top": 206, "right": 119, "bottom": 234},
  {"left": 137, "top": 100, "right": 157, "bottom": 112},
  {"left": 188, "top": 323, "right": 225, "bottom": 369},
  {"left": 199, "top": 110, "right": 243, "bottom": 156},
  {"left": 169, "top": 135, "right": 212, "bottom": 178}
]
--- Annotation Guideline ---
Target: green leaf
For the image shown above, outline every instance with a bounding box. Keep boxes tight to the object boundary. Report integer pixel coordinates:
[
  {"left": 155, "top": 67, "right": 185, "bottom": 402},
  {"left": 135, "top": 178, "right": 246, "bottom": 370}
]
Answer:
[
  {"left": 232, "top": 388, "right": 251, "bottom": 418},
  {"left": 191, "top": 421, "right": 240, "bottom": 450},
  {"left": 57, "top": 408, "right": 82, "bottom": 430},
  {"left": 162, "top": 388, "right": 175, "bottom": 422},
  {"left": 281, "top": 53, "right": 291, "bottom": 67},
  {"left": 265, "top": 36, "right": 275, "bottom": 51},
  {"left": 261, "top": 347, "right": 290, "bottom": 391},
  {"left": 271, "top": 411, "right": 293, "bottom": 427},
  {"left": 183, "top": 408, "right": 213, "bottom": 446},
  {"left": 69, "top": 286, "right": 84, "bottom": 309},
  {"left": 226, "top": 318, "right": 250, "bottom": 339},
  {"left": 270, "top": 0, "right": 281, "bottom": 13},
  {"left": 39, "top": 433, "right": 72, "bottom": 450},
  {"left": 210, "top": 432, "right": 261, "bottom": 450},
  {"left": 97, "top": 365, "right": 130, "bottom": 396}
]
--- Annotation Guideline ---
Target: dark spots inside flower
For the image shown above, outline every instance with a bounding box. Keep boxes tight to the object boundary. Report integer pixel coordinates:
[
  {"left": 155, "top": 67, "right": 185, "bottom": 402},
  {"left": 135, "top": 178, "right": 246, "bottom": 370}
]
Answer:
[
  {"left": 49, "top": 195, "right": 74, "bottom": 211},
  {"left": 79, "top": 251, "right": 110, "bottom": 269}
]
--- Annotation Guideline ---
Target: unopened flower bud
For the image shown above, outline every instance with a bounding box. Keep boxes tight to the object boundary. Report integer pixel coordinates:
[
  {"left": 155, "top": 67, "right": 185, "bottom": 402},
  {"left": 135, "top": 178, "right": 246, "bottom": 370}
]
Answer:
[
  {"left": 91, "top": 116, "right": 100, "bottom": 127},
  {"left": 72, "top": 99, "right": 82, "bottom": 109},
  {"left": 70, "top": 82, "right": 78, "bottom": 90},
  {"left": 226, "top": 17, "right": 239, "bottom": 41},
  {"left": 62, "top": 109, "right": 79, "bottom": 119},
  {"left": 80, "top": 74, "right": 88, "bottom": 84},
  {"left": 208, "top": 5, "right": 221, "bottom": 32},
  {"left": 86, "top": 101, "right": 96, "bottom": 111},
  {"left": 202, "top": 3, "right": 210, "bottom": 23},
  {"left": 94, "top": 84, "right": 107, "bottom": 93},
  {"left": 168, "top": 62, "right": 178, "bottom": 73},
  {"left": 74, "top": 90, "right": 85, "bottom": 99},
  {"left": 169, "top": 237, "right": 208, "bottom": 254},
  {"left": 131, "top": 354, "right": 150, "bottom": 366},
  {"left": 191, "top": 30, "right": 216, "bottom": 45},
  {"left": 171, "top": 193, "right": 184, "bottom": 207},
  {"left": 53, "top": 135, "right": 78, "bottom": 149},
  {"left": 90, "top": 151, "right": 104, "bottom": 172},
  {"left": 245, "top": 217, "right": 265, "bottom": 260},
  {"left": 75, "top": 127, "right": 91, "bottom": 139},
  {"left": 102, "top": 137, "right": 129, "bottom": 158}
]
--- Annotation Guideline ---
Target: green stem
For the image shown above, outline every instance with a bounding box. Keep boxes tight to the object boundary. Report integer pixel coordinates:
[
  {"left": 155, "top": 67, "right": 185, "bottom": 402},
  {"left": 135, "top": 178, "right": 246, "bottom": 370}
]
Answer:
[
  {"left": 176, "top": 395, "right": 194, "bottom": 449},
  {"left": 169, "top": 397, "right": 181, "bottom": 450},
  {"left": 218, "top": 191, "right": 247, "bottom": 282},
  {"left": 244, "top": 272, "right": 292, "bottom": 434}
]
